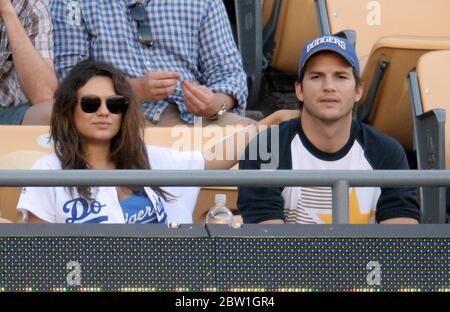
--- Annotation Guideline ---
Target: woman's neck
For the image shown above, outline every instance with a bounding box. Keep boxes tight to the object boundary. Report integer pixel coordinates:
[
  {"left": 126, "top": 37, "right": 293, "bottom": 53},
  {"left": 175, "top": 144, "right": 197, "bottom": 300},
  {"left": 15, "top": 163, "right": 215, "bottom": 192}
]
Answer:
[{"left": 83, "top": 142, "right": 115, "bottom": 169}]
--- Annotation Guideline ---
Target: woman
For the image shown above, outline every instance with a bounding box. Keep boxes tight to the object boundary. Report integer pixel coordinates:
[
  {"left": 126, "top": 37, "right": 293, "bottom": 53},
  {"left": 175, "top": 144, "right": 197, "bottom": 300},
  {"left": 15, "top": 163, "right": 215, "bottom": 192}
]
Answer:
[
  {"left": 16, "top": 59, "right": 296, "bottom": 224},
  {"left": 17, "top": 60, "right": 209, "bottom": 224}
]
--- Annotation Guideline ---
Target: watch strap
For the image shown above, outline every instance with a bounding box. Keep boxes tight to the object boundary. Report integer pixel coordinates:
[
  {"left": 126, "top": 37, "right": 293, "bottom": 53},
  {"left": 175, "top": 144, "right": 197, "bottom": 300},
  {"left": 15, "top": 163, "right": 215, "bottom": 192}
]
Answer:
[{"left": 208, "top": 100, "right": 227, "bottom": 120}]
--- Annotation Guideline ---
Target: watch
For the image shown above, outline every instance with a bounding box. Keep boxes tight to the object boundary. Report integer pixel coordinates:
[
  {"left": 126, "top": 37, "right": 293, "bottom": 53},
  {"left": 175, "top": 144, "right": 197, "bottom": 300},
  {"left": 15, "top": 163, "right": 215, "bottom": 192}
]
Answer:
[{"left": 208, "top": 100, "right": 227, "bottom": 120}]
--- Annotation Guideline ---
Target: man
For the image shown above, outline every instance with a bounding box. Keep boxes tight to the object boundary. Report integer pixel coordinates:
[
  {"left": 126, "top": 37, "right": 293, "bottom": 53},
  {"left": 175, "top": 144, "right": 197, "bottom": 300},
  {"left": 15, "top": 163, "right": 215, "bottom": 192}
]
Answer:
[
  {"left": 237, "top": 35, "right": 420, "bottom": 224},
  {"left": 49, "top": 0, "right": 250, "bottom": 126},
  {"left": 0, "top": 0, "right": 57, "bottom": 124}
]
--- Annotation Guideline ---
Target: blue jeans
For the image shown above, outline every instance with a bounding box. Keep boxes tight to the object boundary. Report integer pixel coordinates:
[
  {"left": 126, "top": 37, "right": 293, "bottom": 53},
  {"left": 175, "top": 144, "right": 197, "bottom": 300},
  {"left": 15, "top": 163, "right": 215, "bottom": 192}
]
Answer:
[{"left": 0, "top": 102, "right": 31, "bottom": 125}]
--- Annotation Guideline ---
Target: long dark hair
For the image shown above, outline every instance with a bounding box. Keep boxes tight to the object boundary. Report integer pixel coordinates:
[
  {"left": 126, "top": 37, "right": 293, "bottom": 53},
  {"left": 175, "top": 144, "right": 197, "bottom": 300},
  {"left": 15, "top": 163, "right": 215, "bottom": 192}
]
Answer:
[{"left": 51, "top": 60, "right": 171, "bottom": 201}]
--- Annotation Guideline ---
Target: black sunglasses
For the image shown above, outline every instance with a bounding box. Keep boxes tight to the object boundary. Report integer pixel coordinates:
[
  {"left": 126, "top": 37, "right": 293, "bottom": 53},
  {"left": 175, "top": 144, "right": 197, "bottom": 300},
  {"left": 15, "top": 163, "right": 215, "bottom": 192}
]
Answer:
[
  {"left": 129, "top": 2, "right": 154, "bottom": 47},
  {"left": 80, "top": 95, "right": 128, "bottom": 114}
]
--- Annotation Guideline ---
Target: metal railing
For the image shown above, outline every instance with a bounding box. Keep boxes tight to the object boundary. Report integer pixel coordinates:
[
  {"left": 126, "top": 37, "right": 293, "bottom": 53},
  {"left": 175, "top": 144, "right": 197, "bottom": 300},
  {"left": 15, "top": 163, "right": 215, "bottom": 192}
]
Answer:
[{"left": 1, "top": 169, "right": 450, "bottom": 224}]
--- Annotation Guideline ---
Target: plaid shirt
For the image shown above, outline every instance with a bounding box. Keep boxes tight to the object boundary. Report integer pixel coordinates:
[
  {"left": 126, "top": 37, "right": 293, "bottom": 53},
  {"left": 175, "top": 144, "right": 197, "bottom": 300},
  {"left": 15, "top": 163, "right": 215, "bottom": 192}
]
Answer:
[
  {"left": 50, "top": 0, "right": 248, "bottom": 124},
  {"left": 0, "top": 0, "right": 53, "bottom": 108}
]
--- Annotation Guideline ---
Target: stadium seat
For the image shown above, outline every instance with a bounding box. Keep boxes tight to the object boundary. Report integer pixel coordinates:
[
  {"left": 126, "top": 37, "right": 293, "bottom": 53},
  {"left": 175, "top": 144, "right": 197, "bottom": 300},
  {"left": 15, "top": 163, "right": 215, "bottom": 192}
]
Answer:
[
  {"left": 0, "top": 126, "right": 52, "bottom": 222},
  {"left": 233, "top": 0, "right": 263, "bottom": 109},
  {"left": 0, "top": 151, "right": 47, "bottom": 222},
  {"left": 316, "top": 0, "right": 450, "bottom": 151},
  {"left": 0, "top": 125, "right": 240, "bottom": 223},
  {"left": 264, "top": 0, "right": 320, "bottom": 73},
  {"left": 235, "top": 0, "right": 320, "bottom": 109},
  {"left": 359, "top": 36, "right": 450, "bottom": 151},
  {"left": 316, "top": 0, "right": 450, "bottom": 70},
  {"left": 408, "top": 50, "right": 450, "bottom": 223}
]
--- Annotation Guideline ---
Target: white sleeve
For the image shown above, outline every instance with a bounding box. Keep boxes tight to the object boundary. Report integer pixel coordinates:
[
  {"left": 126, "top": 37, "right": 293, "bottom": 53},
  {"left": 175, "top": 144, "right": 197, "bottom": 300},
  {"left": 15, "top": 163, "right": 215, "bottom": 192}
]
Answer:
[
  {"left": 16, "top": 156, "right": 58, "bottom": 223},
  {"left": 146, "top": 146, "right": 204, "bottom": 224},
  {"left": 147, "top": 146, "right": 205, "bottom": 170}
]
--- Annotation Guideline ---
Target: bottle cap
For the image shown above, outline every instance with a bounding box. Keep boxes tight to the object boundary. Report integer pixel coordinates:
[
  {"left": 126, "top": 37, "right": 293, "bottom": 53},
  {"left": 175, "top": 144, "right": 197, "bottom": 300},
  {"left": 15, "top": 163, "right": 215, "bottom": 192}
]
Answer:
[{"left": 214, "top": 194, "right": 226, "bottom": 204}]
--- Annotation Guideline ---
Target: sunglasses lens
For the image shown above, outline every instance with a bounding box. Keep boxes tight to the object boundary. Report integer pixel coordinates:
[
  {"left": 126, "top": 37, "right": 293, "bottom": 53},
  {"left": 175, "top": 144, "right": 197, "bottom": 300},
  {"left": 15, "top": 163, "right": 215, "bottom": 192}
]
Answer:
[
  {"left": 106, "top": 96, "right": 128, "bottom": 114},
  {"left": 138, "top": 26, "right": 154, "bottom": 46},
  {"left": 80, "top": 95, "right": 128, "bottom": 114},
  {"left": 130, "top": 3, "right": 146, "bottom": 21},
  {"left": 129, "top": 3, "right": 154, "bottom": 47},
  {"left": 80, "top": 96, "right": 101, "bottom": 113}
]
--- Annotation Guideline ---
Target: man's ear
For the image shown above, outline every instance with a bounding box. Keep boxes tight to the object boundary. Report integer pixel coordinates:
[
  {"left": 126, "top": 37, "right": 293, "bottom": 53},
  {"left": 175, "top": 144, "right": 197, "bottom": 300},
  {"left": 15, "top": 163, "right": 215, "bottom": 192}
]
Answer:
[
  {"left": 355, "top": 81, "right": 364, "bottom": 102},
  {"left": 295, "top": 82, "right": 304, "bottom": 102}
]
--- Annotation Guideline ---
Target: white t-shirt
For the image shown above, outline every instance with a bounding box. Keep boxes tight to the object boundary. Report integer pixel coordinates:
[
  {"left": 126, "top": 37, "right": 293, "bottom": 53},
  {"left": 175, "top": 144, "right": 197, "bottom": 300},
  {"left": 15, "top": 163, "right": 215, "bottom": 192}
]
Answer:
[
  {"left": 282, "top": 135, "right": 379, "bottom": 224},
  {"left": 17, "top": 145, "right": 204, "bottom": 224}
]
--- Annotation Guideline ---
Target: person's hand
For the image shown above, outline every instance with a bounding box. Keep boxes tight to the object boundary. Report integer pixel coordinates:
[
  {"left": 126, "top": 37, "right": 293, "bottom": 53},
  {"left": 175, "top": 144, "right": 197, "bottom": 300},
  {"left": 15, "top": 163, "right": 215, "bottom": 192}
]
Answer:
[
  {"left": 130, "top": 71, "right": 181, "bottom": 103},
  {"left": 182, "top": 80, "right": 225, "bottom": 117}
]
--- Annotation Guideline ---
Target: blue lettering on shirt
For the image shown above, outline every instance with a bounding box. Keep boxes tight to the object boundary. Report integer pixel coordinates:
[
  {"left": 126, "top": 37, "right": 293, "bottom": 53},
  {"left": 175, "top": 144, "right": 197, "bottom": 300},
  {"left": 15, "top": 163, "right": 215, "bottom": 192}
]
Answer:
[
  {"left": 121, "top": 193, "right": 167, "bottom": 224},
  {"left": 63, "top": 197, "right": 108, "bottom": 223}
]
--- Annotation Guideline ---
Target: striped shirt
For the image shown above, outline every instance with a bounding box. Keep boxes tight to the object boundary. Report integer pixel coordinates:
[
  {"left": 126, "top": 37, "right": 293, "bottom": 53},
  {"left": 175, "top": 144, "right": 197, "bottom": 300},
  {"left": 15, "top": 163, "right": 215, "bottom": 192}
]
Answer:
[
  {"left": 49, "top": 0, "right": 247, "bottom": 124},
  {"left": 0, "top": 0, "right": 53, "bottom": 108}
]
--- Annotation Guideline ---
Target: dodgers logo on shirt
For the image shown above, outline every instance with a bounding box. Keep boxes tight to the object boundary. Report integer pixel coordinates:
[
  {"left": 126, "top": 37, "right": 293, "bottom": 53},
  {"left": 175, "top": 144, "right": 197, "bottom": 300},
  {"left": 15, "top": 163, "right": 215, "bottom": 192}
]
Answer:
[
  {"left": 155, "top": 196, "right": 167, "bottom": 224},
  {"left": 63, "top": 197, "right": 108, "bottom": 223},
  {"left": 124, "top": 203, "right": 157, "bottom": 224}
]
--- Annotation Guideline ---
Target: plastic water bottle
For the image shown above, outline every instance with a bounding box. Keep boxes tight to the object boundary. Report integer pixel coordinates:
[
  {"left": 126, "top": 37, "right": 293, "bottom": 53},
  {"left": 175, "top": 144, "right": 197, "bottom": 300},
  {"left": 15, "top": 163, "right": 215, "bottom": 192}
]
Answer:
[{"left": 206, "top": 194, "right": 233, "bottom": 225}]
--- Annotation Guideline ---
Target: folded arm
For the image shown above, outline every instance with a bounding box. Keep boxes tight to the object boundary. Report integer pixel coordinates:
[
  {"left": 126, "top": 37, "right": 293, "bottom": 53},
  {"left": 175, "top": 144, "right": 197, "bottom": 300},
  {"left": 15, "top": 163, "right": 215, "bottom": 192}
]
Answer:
[{"left": 1, "top": 1, "right": 57, "bottom": 104}]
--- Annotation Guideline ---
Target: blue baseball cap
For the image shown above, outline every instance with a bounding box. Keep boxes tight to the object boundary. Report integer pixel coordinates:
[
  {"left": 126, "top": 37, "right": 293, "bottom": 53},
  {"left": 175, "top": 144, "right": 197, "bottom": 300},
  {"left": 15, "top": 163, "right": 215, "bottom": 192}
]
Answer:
[{"left": 298, "top": 35, "right": 360, "bottom": 80}]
